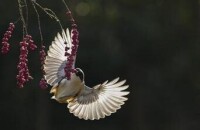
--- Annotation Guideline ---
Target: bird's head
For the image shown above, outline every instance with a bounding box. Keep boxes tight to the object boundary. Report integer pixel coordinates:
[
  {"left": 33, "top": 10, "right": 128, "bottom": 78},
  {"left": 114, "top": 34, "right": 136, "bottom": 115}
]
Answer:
[{"left": 75, "top": 68, "right": 84, "bottom": 82}]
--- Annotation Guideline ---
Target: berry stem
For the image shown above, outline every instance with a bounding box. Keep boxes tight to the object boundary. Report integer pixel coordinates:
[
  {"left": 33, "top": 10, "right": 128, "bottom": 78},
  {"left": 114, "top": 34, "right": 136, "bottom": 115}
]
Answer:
[
  {"left": 31, "top": 0, "right": 43, "bottom": 43},
  {"left": 17, "top": 0, "right": 28, "bottom": 35},
  {"left": 32, "top": 1, "right": 64, "bottom": 31}
]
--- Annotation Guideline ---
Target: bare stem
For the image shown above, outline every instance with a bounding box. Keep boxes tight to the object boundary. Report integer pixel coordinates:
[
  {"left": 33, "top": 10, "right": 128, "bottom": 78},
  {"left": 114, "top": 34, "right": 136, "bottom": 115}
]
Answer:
[
  {"left": 14, "top": 17, "right": 21, "bottom": 24},
  {"left": 32, "top": 1, "right": 63, "bottom": 31},
  {"left": 61, "top": 0, "right": 70, "bottom": 12},
  {"left": 17, "top": 0, "right": 28, "bottom": 36},
  {"left": 31, "top": 1, "right": 43, "bottom": 45},
  {"left": 23, "top": 0, "right": 29, "bottom": 29}
]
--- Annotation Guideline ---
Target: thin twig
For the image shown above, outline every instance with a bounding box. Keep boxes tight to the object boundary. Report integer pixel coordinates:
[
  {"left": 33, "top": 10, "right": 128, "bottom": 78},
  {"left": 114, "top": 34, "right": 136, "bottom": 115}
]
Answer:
[
  {"left": 31, "top": 1, "right": 43, "bottom": 45},
  {"left": 32, "top": 1, "right": 63, "bottom": 31},
  {"left": 23, "top": 0, "right": 29, "bottom": 29},
  {"left": 62, "top": 0, "right": 70, "bottom": 12},
  {"left": 14, "top": 17, "right": 21, "bottom": 24},
  {"left": 17, "top": 0, "right": 28, "bottom": 36}
]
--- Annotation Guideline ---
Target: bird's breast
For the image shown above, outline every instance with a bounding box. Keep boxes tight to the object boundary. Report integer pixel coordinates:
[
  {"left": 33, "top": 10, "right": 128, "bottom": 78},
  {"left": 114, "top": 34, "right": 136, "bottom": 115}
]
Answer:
[{"left": 55, "top": 75, "right": 84, "bottom": 102}]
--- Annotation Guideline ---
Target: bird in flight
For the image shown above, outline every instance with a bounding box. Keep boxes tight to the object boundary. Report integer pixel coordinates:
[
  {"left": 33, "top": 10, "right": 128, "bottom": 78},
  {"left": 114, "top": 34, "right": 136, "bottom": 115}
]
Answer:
[{"left": 44, "top": 29, "right": 129, "bottom": 120}]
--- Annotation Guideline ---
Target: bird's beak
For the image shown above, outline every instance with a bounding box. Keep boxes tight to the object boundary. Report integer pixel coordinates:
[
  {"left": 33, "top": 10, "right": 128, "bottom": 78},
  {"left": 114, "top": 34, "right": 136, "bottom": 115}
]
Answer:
[
  {"left": 50, "top": 84, "right": 59, "bottom": 102},
  {"left": 50, "top": 84, "right": 58, "bottom": 94},
  {"left": 50, "top": 87, "right": 57, "bottom": 94}
]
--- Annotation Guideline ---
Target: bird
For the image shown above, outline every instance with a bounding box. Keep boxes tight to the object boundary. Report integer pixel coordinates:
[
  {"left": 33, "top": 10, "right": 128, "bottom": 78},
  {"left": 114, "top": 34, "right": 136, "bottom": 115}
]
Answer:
[{"left": 44, "top": 28, "right": 129, "bottom": 120}]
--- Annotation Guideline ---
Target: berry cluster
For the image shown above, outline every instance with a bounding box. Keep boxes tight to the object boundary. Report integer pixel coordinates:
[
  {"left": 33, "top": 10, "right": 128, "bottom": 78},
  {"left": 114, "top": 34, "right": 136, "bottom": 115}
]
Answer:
[
  {"left": 64, "top": 48, "right": 73, "bottom": 79},
  {"left": 1, "top": 23, "right": 15, "bottom": 54},
  {"left": 26, "top": 35, "right": 37, "bottom": 51},
  {"left": 64, "top": 11, "right": 80, "bottom": 80},
  {"left": 39, "top": 78, "right": 47, "bottom": 89},
  {"left": 39, "top": 45, "right": 47, "bottom": 89},
  {"left": 16, "top": 35, "right": 37, "bottom": 88}
]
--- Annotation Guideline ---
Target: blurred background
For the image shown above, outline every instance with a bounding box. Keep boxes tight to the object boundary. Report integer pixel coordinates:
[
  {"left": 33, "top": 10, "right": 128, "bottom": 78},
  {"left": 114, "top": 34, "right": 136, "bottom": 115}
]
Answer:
[{"left": 0, "top": 0, "right": 200, "bottom": 130}]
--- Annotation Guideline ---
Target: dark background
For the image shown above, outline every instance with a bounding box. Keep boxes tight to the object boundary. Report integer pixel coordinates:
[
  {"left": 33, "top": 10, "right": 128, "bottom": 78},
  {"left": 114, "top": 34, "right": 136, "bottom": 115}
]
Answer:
[{"left": 1, "top": 0, "right": 200, "bottom": 130}]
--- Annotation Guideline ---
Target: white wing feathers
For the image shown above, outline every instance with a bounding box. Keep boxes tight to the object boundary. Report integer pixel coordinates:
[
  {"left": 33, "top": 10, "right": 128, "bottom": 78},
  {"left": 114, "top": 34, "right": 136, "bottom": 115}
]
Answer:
[
  {"left": 44, "top": 29, "right": 72, "bottom": 86},
  {"left": 67, "top": 77, "right": 129, "bottom": 120},
  {"left": 44, "top": 29, "right": 129, "bottom": 120}
]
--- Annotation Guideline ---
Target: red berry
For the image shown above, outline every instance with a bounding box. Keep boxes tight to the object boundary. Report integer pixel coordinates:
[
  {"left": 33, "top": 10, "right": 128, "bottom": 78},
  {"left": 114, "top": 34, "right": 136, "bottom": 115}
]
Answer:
[
  {"left": 72, "top": 24, "right": 77, "bottom": 28},
  {"left": 66, "top": 11, "right": 71, "bottom": 16}
]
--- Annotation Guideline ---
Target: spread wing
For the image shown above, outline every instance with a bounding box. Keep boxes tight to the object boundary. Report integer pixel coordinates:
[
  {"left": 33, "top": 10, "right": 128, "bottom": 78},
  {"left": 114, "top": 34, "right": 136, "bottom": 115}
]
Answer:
[
  {"left": 44, "top": 29, "right": 72, "bottom": 86},
  {"left": 67, "top": 77, "right": 129, "bottom": 120}
]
